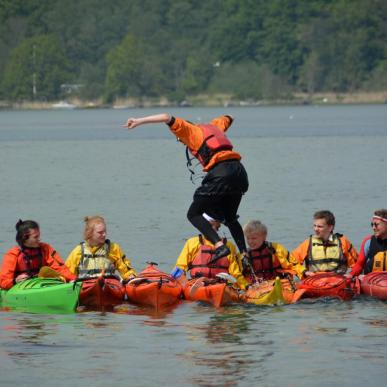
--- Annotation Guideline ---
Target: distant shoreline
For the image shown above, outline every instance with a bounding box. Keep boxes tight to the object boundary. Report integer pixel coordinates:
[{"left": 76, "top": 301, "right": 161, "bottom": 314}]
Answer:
[{"left": 1, "top": 91, "right": 386, "bottom": 110}]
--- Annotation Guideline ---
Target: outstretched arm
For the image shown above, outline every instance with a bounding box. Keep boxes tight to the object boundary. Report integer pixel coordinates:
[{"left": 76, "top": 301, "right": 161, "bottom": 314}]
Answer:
[{"left": 123, "top": 113, "right": 172, "bottom": 129}]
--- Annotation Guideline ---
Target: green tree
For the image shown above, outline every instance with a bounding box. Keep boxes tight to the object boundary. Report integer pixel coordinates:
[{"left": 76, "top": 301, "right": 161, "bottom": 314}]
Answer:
[{"left": 1, "top": 34, "right": 72, "bottom": 100}]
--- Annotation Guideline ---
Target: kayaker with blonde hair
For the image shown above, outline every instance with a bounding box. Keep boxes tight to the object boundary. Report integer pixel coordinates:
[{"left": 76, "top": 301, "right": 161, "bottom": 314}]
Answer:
[
  {"left": 350, "top": 208, "right": 387, "bottom": 276},
  {"left": 292, "top": 210, "right": 358, "bottom": 276},
  {"left": 65, "top": 216, "right": 136, "bottom": 282},
  {"left": 243, "top": 219, "right": 305, "bottom": 283},
  {"left": 0, "top": 219, "right": 75, "bottom": 290}
]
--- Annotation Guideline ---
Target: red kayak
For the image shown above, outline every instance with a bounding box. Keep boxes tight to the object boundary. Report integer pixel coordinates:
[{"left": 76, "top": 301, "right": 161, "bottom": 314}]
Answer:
[
  {"left": 125, "top": 263, "right": 183, "bottom": 310},
  {"left": 183, "top": 277, "right": 239, "bottom": 307},
  {"left": 297, "top": 272, "right": 355, "bottom": 301},
  {"left": 360, "top": 271, "right": 387, "bottom": 301},
  {"left": 79, "top": 275, "right": 125, "bottom": 308}
]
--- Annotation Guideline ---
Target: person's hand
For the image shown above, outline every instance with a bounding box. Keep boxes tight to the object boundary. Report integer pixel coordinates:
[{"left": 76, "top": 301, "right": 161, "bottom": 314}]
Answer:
[
  {"left": 304, "top": 271, "right": 315, "bottom": 277},
  {"left": 123, "top": 118, "right": 140, "bottom": 129},
  {"left": 15, "top": 273, "right": 29, "bottom": 283}
]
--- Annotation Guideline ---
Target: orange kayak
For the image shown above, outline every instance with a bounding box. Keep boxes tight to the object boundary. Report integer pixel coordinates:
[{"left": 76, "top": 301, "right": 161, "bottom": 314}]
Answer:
[
  {"left": 297, "top": 272, "right": 355, "bottom": 300},
  {"left": 183, "top": 277, "right": 239, "bottom": 307},
  {"left": 79, "top": 276, "right": 126, "bottom": 308},
  {"left": 360, "top": 271, "right": 387, "bottom": 301},
  {"left": 125, "top": 263, "right": 182, "bottom": 310},
  {"left": 240, "top": 277, "right": 305, "bottom": 306}
]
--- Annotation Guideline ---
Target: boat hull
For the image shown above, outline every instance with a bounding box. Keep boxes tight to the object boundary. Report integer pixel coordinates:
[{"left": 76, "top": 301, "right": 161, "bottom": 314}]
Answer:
[
  {"left": 80, "top": 277, "right": 125, "bottom": 308},
  {"left": 183, "top": 278, "right": 239, "bottom": 307},
  {"left": 297, "top": 272, "right": 355, "bottom": 300},
  {"left": 0, "top": 278, "right": 81, "bottom": 313},
  {"left": 126, "top": 265, "right": 182, "bottom": 310},
  {"left": 360, "top": 271, "right": 387, "bottom": 301}
]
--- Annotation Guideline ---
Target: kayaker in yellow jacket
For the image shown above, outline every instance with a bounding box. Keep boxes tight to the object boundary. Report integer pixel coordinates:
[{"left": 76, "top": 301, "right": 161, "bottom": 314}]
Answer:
[
  {"left": 292, "top": 210, "right": 358, "bottom": 276},
  {"left": 173, "top": 213, "right": 248, "bottom": 290},
  {"left": 65, "top": 216, "right": 136, "bottom": 282},
  {"left": 242, "top": 219, "right": 305, "bottom": 283}
]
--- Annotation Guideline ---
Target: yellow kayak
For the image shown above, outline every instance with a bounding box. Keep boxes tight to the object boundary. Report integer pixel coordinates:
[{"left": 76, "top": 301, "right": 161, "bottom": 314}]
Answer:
[{"left": 241, "top": 277, "right": 285, "bottom": 306}]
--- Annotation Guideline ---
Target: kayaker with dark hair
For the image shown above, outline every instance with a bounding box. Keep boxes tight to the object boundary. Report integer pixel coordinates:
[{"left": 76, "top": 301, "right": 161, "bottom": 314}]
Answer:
[
  {"left": 171, "top": 213, "right": 248, "bottom": 290},
  {"left": 292, "top": 210, "right": 358, "bottom": 276},
  {"left": 0, "top": 219, "right": 76, "bottom": 290},
  {"left": 350, "top": 209, "right": 387, "bottom": 276},
  {"left": 65, "top": 216, "right": 136, "bottom": 282},
  {"left": 123, "top": 113, "right": 249, "bottom": 262},
  {"left": 242, "top": 220, "right": 305, "bottom": 283}
]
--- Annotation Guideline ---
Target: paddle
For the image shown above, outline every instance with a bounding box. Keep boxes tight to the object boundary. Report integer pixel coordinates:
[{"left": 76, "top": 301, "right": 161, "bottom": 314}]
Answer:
[
  {"left": 215, "top": 272, "right": 237, "bottom": 283},
  {"left": 38, "top": 266, "right": 65, "bottom": 282},
  {"left": 242, "top": 253, "right": 259, "bottom": 284}
]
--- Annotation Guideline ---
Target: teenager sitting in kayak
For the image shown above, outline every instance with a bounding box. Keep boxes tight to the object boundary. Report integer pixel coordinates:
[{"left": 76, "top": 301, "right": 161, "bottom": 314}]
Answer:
[
  {"left": 242, "top": 220, "right": 305, "bottom": 283},
  {"left": 0, "top": 219, "right": 76, "bottom": 290},
  {"left": 292, "top": 210, "right": 358, "bottom": 276},
  {"left": 123, "top": 113, "right": 249, "bottom": 262},
  {"left": 349, "top": 209, "right": 387, "bottom": 276},
  {"left": 171, "top": 213, "right": 248, "bottom": 290},
  {"left": 65, "top": 216, "right": 136, "bottom": 282}
]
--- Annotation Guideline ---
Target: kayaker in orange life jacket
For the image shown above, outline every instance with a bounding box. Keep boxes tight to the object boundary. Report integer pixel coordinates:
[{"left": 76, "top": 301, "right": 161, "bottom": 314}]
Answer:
[
  {"left": 123, "top": 113, "right": 249, "bottom": 262},
  {"left": 350, "top": 209, "right": 387, "bottom": 276},
  {"left": 65, "top": 216, "right": 137, "bottom": 282},
  {"left": 242, "top": 220, "right": 305, "bottom": 283},
  {"left": 292, "top": 210, "right": 358, "bottom": 276},
  {"left": 0, "top": 220, "right": 76, "bottom": 290},
  {"left": 171, "top": 213, "right": 248, "bottom": 289}
]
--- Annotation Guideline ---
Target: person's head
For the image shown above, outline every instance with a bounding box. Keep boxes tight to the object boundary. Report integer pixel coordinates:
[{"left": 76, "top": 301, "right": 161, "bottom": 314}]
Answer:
[
  {"left": 15, "top": 219, "right": 40, "bottom": 248},
  {"left": 83, "top": 216, "right": 107, "bottom": 247},
  {"left": 243, "top": 220, "right": 267, "bottom": 249},
  {"left": 371, "top": 209, "right": 387, "bottom": 239},
  {"left": 313, "top": 210, "right": 335, "bottom": 240},
  {"left": 203, "top": 213, "right": 221, "bottom": 231}
]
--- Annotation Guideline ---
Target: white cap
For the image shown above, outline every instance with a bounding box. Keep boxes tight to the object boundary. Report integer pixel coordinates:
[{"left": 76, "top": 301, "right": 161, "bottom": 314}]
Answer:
[{"left": 203, "top": 213, "right": 216, "bottom": 222}]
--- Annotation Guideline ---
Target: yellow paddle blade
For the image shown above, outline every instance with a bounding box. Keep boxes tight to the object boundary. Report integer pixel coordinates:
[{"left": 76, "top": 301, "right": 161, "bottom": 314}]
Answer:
[{"left": 38, "top": 266, "right": 65, "bottom": 282}]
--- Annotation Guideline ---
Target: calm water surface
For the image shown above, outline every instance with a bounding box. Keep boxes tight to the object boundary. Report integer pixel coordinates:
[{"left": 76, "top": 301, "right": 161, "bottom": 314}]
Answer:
[{"left": 0, "top": 105, "right": 386, "bottom": 386}]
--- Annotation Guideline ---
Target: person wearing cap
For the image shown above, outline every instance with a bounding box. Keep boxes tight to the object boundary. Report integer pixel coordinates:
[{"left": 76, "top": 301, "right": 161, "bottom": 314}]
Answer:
[
  {"left": 0, "top": 219, "right": 76, "bottom": 290},
  {"left": 350, "top": 209, "right": 387, "bottom": 276},
  {"left": 292, "top": 210, "right": 358, "bottom": 276},
  {"left": 171, "top": 213, "right": 249, "bottom": 289},
  {"left": 65, "top": 216, "right": 136, "bottom": 282},
  {"left": 123, "top": 113, "right": 249, "bottom": 263},
  {"left": 242, "top": 220, "right": 305, "bottom": 283}
]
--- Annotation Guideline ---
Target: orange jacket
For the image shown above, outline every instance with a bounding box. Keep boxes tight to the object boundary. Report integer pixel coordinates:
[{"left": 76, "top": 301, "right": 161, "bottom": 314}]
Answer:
[
  {"left": 169, "top": 115, "right": 241, "bottom": 171},
  {"left": 292, "top": 234, "right": 357, "bottom": 272},
  {"left": 0, "top": 243, "right": 76, "bottom": 290}
]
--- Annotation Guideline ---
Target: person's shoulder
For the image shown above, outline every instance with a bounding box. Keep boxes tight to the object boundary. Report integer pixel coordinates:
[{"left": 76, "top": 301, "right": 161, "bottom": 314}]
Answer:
[
  {"left": 270, "top": 241, "right": 288, "bottom": 251},
  {"left": 3, "top": 245, "right": 21, "bottom": 256}
]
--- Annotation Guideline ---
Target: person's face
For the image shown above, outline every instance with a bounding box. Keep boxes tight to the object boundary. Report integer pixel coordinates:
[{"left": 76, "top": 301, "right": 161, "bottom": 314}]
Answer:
[
  {"left": 245, "top": 231, "right": 266, "bottom": 250},
  {"left": 88, "top": 223, "right": 107, "bottom": 246},
  {"left": 371, "top": 218, "right": 387, "bottom": 239},
  {"left": 313, "top": 218, "right": 333, "bottom": 240},
  {"left": 24, "top": 228, "right": 41, "bottom": 248}
]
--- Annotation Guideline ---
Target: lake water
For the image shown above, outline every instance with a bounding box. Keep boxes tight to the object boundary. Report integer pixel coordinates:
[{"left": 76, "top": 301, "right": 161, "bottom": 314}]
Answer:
[{"left": 0, "top": 105, "right": 386, "bottom": 386}]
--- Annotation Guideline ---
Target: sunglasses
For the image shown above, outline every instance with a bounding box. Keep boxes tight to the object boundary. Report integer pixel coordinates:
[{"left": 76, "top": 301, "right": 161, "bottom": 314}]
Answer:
[{"left": 370, "top": 222, "right": 382, "bottom": 228}]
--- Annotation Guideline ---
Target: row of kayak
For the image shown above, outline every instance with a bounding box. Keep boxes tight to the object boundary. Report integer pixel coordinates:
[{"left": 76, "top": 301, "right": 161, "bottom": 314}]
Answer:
[{"left": 1, "top": 264, "right": 386, "bottom": 314}]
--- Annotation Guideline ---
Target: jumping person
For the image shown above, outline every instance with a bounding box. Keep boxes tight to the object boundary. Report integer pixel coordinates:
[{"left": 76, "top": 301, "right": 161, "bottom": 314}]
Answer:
[{"left": 123, "top": 113, "right": 249, "bottom": 261}]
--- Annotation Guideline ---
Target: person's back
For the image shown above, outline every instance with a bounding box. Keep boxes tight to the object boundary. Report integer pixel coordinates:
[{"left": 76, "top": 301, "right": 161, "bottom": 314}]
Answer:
[{"left": 173, "top": 214, "right": 248, "bottom": 289}]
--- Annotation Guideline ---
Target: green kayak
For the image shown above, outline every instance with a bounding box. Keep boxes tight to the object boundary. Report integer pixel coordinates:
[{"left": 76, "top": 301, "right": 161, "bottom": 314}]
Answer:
[{"left": 0, "top": 278, "right": 81, "bottom": 314}]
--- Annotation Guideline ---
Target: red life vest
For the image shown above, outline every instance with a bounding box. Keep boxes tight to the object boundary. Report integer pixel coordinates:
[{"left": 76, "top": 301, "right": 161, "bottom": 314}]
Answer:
[
  {"left": 14, "top": 247, "right": 44, "bottom": 277},
  {"left": 189, "top": 124, "right": 233, "bottom": 167},
  {"left": 246, "top": 242, "right": 281, "bottom": 281},
  {"left": 188, "top": 235, "right": 229, "bottom": 278}
]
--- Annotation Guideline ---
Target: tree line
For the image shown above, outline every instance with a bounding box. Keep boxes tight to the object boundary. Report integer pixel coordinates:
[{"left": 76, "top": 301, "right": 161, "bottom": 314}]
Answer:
[{"left": 0, "top": 0, "right": 386, "bottom": 103}]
